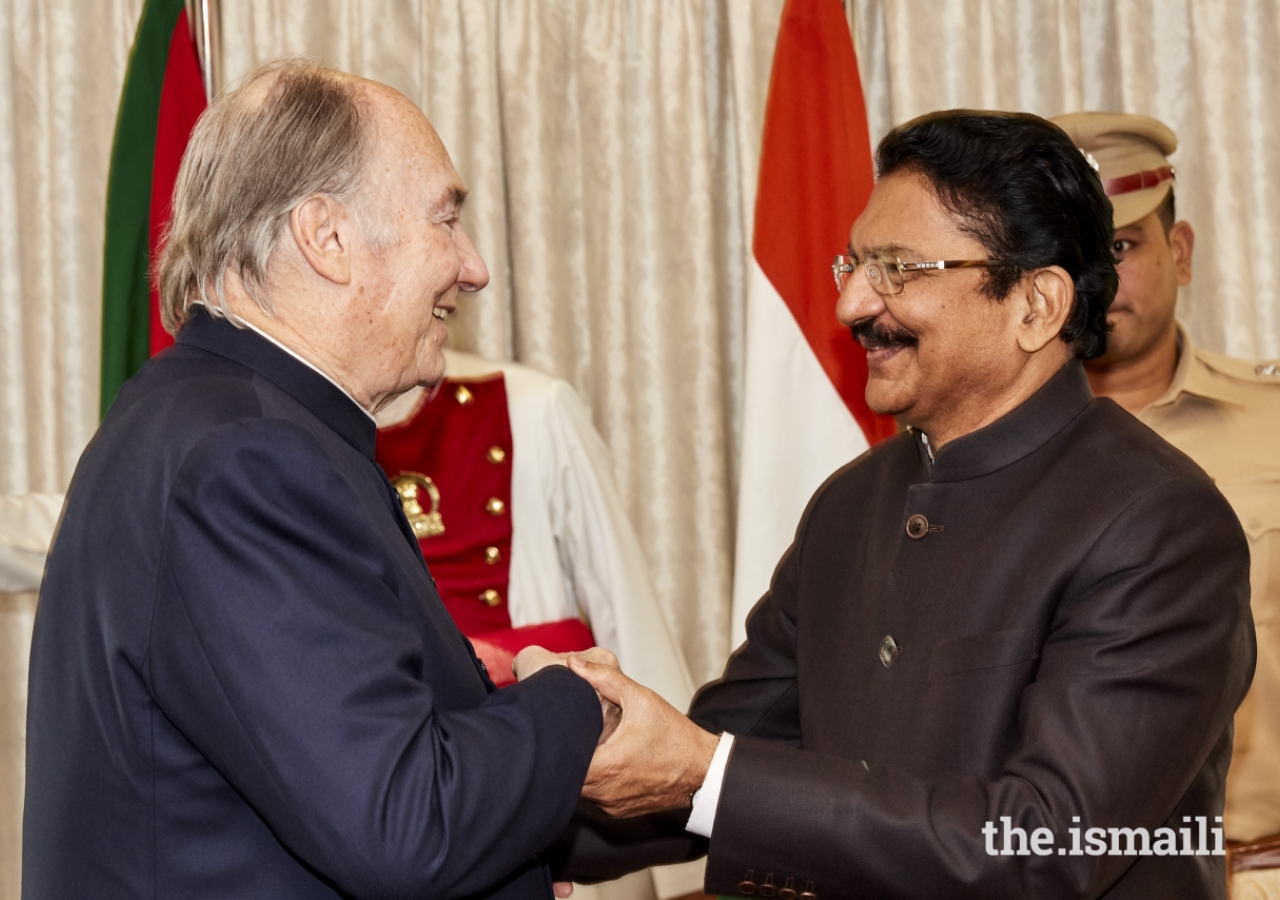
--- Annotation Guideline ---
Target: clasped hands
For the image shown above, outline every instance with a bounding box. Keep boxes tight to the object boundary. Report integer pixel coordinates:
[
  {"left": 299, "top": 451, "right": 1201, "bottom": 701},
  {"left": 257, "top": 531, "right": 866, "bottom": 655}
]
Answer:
[{"left": 512, "top": 646, "right": 719, "bottom": 818}]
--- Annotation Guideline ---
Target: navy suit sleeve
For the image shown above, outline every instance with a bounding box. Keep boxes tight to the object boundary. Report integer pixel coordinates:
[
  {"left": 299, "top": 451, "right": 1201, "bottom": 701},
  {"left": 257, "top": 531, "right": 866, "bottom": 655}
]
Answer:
[{"left": 148, "top": 418, "right": 602, "bottom": 900}]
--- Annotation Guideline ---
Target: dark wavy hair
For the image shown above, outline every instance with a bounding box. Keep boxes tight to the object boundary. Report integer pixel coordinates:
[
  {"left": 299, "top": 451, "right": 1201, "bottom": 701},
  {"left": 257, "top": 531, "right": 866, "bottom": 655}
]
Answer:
[{"left": 875, "top": 110, "right": 1117, "bottom": 359}]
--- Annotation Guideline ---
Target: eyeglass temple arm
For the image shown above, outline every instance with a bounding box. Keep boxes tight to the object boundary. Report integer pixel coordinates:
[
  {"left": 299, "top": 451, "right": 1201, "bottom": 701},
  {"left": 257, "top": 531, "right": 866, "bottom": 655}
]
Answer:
[{"left": 901, "top": 260, "right": 1015, "bottom": 271}]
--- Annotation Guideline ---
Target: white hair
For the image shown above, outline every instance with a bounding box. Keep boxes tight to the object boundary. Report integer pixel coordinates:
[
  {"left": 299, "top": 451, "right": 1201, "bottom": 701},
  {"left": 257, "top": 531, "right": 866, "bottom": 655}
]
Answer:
[{"left": 157, "top": 58, "right": 396, "bottom": 333}]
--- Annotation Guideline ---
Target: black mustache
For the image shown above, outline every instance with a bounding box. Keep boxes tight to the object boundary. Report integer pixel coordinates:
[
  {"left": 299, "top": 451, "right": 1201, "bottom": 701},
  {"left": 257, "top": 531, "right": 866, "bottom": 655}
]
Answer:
[{"left": 850, "top": 317, "right": 918, "bottom": 350}]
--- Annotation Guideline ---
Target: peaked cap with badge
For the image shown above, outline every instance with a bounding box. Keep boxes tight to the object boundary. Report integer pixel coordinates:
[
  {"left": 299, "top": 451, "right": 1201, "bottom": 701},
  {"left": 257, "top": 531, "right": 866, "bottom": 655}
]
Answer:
[{"left": 1051, "top": 111, "right": 1177, "bottom": 228}]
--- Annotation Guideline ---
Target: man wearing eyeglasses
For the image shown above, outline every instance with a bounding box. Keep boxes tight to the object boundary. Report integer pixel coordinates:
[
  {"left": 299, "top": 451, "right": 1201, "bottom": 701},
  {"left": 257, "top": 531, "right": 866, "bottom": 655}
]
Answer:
[
  {"left": 1053, "top": 111, "right": 1280, "bottom": 899},
  {"left": 531, "top": 110, "right": 1255, "bottom": 899}
]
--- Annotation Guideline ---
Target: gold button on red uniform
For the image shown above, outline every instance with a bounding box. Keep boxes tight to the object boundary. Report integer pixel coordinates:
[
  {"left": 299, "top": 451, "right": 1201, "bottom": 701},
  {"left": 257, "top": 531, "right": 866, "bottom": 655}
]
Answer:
[{"left": 376, "top": 374, "right": 513, "bottom": 637}]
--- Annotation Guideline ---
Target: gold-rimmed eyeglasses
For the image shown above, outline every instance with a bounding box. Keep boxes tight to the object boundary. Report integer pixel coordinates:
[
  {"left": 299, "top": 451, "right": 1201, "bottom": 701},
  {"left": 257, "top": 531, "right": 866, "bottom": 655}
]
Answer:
[{"left": 832, "top": 251, "right": 1015, "bottom": 296}]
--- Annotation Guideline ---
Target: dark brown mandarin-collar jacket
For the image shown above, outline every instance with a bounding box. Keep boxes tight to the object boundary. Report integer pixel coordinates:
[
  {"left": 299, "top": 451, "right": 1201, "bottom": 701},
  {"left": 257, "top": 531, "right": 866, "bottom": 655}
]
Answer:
[{"left": 559, "top": 361, "right": 1255, "bottom": 899}]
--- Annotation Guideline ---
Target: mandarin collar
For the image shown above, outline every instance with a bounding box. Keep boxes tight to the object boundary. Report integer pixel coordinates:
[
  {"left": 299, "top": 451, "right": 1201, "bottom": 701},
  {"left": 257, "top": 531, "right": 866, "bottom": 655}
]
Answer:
[
  {"left": 923, "top": 361, "right": 1093, "bottom": 483},
  {"left": 176, "top": 308, "right": 377, "bottom": 461}
]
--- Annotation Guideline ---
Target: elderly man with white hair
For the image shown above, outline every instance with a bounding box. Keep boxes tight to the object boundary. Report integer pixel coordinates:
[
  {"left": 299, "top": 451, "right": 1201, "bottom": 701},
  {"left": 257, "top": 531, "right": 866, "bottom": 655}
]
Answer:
[{"left": 23, "top": 60, "right": 612, "bottom": 900}]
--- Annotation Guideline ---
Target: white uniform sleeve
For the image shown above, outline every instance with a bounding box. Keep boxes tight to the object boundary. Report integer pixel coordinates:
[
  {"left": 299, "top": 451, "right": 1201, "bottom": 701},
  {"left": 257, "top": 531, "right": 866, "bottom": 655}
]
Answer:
[
  {"left": 503, "top": 366, "right": 696, "bottom": 712},
  {"left": 0, "top": 493, "right": 64, "bottom": 592},
  {"left": 501, "top": 367, "right": 706, "bottom": 899},
  {"left": 553, "top": 380, "right": 694, "bottom": 707}
]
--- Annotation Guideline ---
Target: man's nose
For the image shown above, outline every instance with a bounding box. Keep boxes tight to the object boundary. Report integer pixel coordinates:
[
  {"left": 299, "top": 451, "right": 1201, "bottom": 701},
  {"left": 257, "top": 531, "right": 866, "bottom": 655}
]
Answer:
[
  {"left": 835, "top": 269, "right": 886, "bottom": 328},
  {"left": 454, "top": 222, "right": 490, "bottom": 293}
]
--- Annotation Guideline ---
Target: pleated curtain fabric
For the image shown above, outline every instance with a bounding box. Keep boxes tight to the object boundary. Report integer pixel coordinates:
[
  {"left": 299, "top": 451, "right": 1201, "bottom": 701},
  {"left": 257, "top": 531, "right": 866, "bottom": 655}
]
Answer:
[{"left": 0, "top": 0, "right": 146, "bottom": 498}]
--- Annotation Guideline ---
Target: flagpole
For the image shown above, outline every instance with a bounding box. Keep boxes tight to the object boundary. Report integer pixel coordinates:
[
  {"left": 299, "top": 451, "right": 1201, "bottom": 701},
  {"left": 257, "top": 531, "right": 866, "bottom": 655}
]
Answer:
[{"left": 185, "top": 0, "right": 221, "bottom": 101}]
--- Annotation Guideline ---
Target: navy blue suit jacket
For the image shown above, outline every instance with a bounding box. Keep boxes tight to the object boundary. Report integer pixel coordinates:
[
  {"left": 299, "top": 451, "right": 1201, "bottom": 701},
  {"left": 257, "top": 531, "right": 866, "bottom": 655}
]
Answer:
[{"left": 24, "top": 310, "right": 602, "bottom": 899}]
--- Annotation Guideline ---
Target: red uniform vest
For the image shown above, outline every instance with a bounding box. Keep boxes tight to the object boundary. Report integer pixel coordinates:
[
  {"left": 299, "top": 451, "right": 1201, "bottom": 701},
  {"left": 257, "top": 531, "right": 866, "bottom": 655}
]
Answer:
[{"left": 376, "top": 374, "right": 593, "bottom": 685}]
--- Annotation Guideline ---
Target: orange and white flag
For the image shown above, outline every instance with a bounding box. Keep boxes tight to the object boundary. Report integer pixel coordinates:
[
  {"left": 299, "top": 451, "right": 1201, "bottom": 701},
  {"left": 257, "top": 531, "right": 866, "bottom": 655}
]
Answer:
[{"left": 731, "top": 0, "right": 895, "bottom": 644}]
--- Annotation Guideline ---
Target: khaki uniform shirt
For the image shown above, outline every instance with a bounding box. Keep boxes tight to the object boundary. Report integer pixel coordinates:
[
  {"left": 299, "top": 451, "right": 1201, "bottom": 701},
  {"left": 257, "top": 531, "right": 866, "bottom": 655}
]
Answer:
[{"left": 1140, "top": 325, "right": 1280, "bottom": 843}]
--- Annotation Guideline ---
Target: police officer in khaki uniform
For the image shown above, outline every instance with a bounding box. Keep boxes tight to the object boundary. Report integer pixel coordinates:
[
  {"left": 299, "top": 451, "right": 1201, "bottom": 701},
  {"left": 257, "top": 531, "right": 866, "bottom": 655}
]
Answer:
[{"left": 1054, "top": 111, "right": 1280, "bottom": 898}]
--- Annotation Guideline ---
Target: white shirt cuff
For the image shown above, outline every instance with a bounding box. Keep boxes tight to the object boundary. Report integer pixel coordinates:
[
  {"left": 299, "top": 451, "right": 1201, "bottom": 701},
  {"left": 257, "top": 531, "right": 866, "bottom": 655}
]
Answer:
[{"left": 685, "top": 732, "right": 734, "bottom": 838}]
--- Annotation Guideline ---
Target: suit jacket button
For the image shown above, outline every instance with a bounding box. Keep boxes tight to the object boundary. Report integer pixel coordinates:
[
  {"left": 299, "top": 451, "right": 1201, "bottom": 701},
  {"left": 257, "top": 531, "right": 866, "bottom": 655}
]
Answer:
[
  {"left": 879, "top": 635, "right": 901, "bottom": 667},
  {"left": 759, "top": 874, "right": 776, "bottom": 897},
  {"left": 798, "top": 881, "right": 817, "bottom": 900},
  {"left": 738, "top": 870, "right": 756, "bottom": 895},
  {"left": 779, "top": 877, "right": 797, "bottom": 900},
  {"left": 905, "top": 513, "right": 929, "bottom": 538}
]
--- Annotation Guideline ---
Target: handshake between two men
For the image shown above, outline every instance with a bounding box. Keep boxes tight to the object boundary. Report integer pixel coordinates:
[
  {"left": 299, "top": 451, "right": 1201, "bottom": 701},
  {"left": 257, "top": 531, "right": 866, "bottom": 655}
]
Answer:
[{"left": 513, "top": 646, "right": 721, "bottom": 821}]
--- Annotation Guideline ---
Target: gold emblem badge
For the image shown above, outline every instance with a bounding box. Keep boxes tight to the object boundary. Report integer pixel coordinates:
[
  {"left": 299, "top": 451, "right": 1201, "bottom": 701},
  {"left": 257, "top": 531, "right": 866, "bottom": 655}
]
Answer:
[{"left": 390, "top": 472, "right": 446, "bottom": 538}]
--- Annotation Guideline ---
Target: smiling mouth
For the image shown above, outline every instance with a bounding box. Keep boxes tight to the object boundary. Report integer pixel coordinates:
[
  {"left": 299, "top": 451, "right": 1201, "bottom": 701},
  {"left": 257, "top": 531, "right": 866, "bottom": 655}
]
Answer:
[{"left": 432, "top": 307, "right": 450, "bottom": 321}]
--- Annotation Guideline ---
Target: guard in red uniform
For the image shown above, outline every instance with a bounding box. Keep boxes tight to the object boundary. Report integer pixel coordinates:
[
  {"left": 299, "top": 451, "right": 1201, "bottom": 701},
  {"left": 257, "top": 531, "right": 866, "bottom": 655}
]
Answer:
[
  {"left": 377, "top": 369, "right": 594, "bottom": 684},
  {"left": 376, "top": 349, "right": 704, "bottom": 900}
]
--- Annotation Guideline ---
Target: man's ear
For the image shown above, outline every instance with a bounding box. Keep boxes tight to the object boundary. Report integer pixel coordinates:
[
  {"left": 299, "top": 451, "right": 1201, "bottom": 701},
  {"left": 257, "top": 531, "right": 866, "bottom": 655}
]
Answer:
[
  {"left": 290, "top": 194, "right": 353, "bottom": 286},
  {"left": 1016, "top": 266, "right": 1073, "bottom": 354},
  {"left": 1169, "top": 220, "right": 1194, "bottom": 286}
]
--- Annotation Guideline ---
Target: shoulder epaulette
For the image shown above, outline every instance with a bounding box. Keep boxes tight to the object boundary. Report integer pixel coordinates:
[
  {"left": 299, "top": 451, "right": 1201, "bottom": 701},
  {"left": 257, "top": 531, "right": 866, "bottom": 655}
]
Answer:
[{"left": 1195, "top": 347, "right": 1280, "bottom": 384}]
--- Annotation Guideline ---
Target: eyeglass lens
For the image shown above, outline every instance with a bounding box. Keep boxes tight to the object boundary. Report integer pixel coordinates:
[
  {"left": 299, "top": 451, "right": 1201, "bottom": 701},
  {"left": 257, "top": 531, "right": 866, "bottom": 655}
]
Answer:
[{"left": 833, "top": 254, "right": 904, "bottom": 295}]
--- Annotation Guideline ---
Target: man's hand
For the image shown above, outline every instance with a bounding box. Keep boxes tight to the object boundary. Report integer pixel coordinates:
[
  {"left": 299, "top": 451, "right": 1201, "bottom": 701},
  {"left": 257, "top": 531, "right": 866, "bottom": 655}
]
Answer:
[
  {"left": 567, "top": 655, "right": 719, "bottom": 818},
  {"left": 512, "top": 646, "right": 622, "bottom": 744},
  {"left": 511, "top": 645, "right": 569, "bottom": 681}
]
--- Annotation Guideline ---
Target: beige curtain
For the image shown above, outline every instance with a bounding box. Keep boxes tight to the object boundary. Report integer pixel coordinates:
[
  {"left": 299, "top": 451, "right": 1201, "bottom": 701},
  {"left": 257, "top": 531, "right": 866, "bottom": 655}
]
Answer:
[
  {"left": 219, "top": 0, "right": 788, "bottom": 683},
  {"left": 853, "top": 0, "right": 1280, "bottom": 359},
  {"left": 0, "top": 594, "right": 35, "bottom": 900},
  {"left": 0, "top": 0, "right": 144, "bottom": 497}
]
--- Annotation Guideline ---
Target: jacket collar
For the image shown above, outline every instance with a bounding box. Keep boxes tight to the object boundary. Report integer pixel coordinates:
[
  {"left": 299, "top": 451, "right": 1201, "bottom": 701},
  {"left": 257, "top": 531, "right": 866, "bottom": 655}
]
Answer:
[
  {"left": 924, "top": 360, "right": 1094, "bottom": 483},
  {"left": 1149, "top": 324, "right": 1242, "bottom": 408},
  {"left": 176, "top": 308, "right": 377, "bottom": 461}
]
